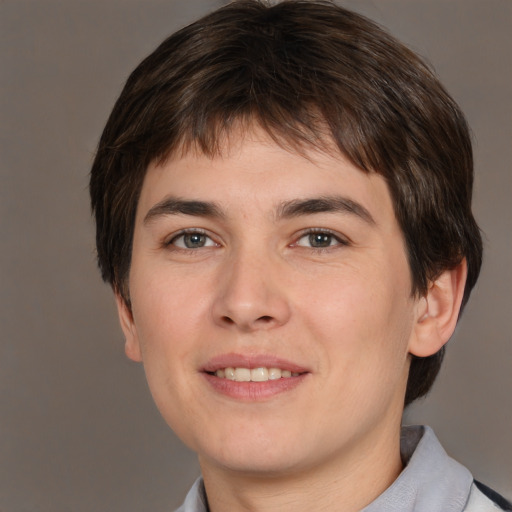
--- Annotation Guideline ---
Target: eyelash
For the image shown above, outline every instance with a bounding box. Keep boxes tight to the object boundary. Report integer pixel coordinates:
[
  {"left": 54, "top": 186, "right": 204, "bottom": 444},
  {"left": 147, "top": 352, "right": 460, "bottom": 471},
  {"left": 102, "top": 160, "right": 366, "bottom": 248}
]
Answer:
[
  {"left": 293, "top": 229, "right": 350, "bottom": 250},
  {"left": 165, "top": 229, "right": 218, "bottom": 250}
]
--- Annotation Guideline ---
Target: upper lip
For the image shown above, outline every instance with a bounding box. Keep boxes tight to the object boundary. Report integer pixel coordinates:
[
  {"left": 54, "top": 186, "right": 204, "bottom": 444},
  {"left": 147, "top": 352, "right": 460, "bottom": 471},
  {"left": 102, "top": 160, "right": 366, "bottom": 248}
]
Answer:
[{"left": 202, "top": 353, "right": 309, "bottom": 374}]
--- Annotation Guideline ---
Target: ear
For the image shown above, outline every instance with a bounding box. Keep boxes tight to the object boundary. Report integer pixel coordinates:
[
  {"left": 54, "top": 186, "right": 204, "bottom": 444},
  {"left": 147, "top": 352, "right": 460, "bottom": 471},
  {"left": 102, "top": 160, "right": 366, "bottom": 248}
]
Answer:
[
  {"left": 408, "top": 260, "right": 468, "bottom": 358},
  {"left": 115, "top": 293, "right": 143, "bottom": 362}
]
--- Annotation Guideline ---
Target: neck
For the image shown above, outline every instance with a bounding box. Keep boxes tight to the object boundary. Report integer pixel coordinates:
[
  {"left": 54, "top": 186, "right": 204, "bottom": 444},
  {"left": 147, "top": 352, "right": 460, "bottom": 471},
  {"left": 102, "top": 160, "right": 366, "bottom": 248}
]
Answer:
[{"left": 199, "top": 422, "right": 403, "bottom": 512}]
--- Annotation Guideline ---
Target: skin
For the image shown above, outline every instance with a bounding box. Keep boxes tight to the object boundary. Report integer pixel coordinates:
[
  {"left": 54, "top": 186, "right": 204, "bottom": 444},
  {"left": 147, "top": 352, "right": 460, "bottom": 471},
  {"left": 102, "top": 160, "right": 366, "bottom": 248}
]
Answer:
[{"left": 117, "top": 128, "right": 466, "bottom": 512}]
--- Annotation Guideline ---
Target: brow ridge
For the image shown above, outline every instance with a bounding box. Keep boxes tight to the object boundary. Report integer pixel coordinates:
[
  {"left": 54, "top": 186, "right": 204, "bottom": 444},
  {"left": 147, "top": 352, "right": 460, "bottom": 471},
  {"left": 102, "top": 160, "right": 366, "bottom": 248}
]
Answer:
[
  {"left": 144, "top": 195, "right": 375, "bottom": 226},
  {"left": 277, "top": 196, "right": 375, "bottom": 224},
  {"left": 143, "top": 197, "right": 225, "bottom": 224}
]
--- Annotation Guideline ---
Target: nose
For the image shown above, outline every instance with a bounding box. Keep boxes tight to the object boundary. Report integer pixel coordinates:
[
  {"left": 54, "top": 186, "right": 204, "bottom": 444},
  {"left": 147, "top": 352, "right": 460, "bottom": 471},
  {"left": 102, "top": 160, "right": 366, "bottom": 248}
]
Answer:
[{"left": 211, "top": 249, "right": 292, "bottom": 332}]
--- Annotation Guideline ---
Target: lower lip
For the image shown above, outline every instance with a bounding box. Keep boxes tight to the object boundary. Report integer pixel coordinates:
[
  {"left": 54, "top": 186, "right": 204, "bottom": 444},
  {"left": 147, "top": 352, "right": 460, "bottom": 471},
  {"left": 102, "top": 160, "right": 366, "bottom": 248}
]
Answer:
[{"left": 202, "top": 373, "right": 308, "bottom": 401}]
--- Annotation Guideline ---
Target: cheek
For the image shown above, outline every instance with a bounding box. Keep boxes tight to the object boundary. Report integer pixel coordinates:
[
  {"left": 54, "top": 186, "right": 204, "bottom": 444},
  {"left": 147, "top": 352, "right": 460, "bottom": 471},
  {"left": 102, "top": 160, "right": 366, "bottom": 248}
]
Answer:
[
  {"left": 299, "top": 260, "right": 414, "bottom": 375},
  {"left": 128, "top": 275, "right": 205, "bottom": 433},
  {"left": 129, "top": 270, "right": 208, "bottom": 363}
]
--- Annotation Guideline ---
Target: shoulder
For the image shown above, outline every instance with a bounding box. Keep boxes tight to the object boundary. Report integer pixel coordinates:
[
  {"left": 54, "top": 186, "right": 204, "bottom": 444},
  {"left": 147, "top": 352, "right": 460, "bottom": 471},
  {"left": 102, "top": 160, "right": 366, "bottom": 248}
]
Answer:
[{"left": 464, "top": 481, "right": 512, "bottom": 511}]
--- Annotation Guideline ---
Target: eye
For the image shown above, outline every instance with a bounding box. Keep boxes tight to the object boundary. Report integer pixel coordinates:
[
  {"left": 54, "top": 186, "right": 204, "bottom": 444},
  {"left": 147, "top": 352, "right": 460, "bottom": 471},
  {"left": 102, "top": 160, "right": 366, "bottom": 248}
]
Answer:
[
  {"left": 169, "top": 230, "right": 217, "bottom": 249},
  {"left": 295, "top": 230, "right": 347, "bottom": 249}
]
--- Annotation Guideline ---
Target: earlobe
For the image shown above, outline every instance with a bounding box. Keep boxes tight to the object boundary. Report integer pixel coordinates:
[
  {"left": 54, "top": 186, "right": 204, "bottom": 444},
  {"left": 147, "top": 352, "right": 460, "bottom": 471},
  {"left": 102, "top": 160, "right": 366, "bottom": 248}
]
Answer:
[
  {"left": 409, "top": 260, "right": 468, "bottom": 358},
  {"left": 115, "top": 293, "right": 143, "bottom": 362}
]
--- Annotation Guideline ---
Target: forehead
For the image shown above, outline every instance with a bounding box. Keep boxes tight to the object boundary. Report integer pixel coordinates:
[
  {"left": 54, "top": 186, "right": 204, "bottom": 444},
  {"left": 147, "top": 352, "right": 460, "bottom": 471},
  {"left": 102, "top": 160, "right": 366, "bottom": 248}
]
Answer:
[{"left": 139, "top": 128, "right": 394, "bottom": 224}]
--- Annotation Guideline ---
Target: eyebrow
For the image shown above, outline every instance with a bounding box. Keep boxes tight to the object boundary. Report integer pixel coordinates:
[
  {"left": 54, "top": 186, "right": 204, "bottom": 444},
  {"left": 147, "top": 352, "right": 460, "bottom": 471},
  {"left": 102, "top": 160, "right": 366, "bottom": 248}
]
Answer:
[
  {"left": 143, "top": 197, "right": 225, "bottom": 224},
  {"left": 143, "top": 195, "right": 375, "bottom": 226},
  {"left": 277, "top": 196, "right": 375, "bottom": 225}
]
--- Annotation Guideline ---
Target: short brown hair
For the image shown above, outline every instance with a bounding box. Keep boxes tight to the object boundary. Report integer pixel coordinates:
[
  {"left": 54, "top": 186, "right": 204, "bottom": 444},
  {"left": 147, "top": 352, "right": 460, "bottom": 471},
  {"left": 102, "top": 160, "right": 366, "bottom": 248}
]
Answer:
[{"left": 90, "top": 0, "right": 482, "bottom": 406}]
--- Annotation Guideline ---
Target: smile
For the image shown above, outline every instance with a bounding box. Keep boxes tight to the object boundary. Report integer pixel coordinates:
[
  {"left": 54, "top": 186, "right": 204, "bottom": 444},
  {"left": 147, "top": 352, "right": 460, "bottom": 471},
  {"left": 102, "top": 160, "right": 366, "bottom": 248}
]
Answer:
[{"left": 213, "top": 367, "right": 301, "bottom": 382}]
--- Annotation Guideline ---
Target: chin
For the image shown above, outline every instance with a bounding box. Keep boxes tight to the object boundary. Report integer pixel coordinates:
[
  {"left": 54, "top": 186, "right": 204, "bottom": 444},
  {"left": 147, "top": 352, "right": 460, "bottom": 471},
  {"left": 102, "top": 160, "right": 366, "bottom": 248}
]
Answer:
[
  {"left": 191, "top": 423, "right": 307, "bottom": 475},
  {"left": 203, "top": 431, "right": 335, "bottom": 479},
  {"left": 201, "top": 447, "right": 304, "bottom": 476}
]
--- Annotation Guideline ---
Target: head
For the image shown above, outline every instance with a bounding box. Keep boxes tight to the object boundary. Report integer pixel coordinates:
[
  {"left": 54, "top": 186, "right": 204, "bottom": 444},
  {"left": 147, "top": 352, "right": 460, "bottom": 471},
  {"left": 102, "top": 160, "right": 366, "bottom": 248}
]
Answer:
[{"left": 90, "top": 0, "right": 482, "bottom": 409}]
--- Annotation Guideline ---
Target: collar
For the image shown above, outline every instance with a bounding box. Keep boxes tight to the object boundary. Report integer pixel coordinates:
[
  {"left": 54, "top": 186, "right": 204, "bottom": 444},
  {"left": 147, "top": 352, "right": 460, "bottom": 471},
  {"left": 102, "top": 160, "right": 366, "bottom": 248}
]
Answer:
[
  {"left": 176, "top": 425, "right": 474, "bottom": 512},
  {"left": 361, "top": 425, "right": 473, "bottom": 512}
]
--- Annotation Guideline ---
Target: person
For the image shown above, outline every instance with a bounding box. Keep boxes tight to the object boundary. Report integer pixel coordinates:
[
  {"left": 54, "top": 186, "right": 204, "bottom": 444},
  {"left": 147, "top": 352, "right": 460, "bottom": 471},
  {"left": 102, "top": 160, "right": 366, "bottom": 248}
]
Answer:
[{"left": 89, "top": 1, "right": 511, "bottom": 510}]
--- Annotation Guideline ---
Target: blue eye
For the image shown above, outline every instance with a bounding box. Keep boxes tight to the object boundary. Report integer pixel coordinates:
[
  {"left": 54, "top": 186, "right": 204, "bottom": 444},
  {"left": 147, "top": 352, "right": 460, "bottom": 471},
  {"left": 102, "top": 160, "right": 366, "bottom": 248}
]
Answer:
[
  {"left": 170, "top": 231, "right": 216, "bottom": 249},
  {"left": 295, "top": 231, "right": 346, "bottom": 248}
]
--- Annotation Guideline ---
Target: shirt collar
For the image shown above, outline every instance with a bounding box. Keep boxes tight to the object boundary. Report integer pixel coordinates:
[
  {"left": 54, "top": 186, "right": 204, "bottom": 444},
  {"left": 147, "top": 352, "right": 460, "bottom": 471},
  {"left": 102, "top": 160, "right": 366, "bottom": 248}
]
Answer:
[{"left": 362, "top": 425, "right": 473, "bottom": 512}]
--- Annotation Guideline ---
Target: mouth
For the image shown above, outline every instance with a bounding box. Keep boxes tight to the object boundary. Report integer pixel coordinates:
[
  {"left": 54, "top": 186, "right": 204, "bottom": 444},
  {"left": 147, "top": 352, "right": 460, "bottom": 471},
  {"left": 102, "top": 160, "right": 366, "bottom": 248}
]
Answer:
[
  {"left": 207, "top": 367, "right": 302, "bottom": 381},
  {"left": 202, "top": 354, "right": 309, "bottom": 400}
]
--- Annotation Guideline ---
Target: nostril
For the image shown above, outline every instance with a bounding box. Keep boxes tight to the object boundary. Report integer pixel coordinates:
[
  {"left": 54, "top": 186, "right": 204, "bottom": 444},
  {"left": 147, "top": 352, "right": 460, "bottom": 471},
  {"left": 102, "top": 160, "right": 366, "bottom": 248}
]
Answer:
[
  {"left": 221, "top": 316, "right": 235, "bottom": 325},
  {"left": 257, "top": 315, "right": 274, "bottom": 323}
]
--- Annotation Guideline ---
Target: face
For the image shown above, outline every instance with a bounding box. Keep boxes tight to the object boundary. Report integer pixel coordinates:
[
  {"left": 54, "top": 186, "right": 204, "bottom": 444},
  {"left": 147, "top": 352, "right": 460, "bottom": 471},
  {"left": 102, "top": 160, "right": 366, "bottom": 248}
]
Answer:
[{"left": 119, "top": 129, "right": 425, "bottom": 478}]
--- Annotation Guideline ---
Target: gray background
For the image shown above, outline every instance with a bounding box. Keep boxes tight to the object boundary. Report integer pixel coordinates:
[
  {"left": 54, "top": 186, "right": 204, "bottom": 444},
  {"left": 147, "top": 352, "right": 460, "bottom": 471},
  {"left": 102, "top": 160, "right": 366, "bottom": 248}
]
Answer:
[{"left": 1, "top": 0, "right": 510, "bottom": 510}]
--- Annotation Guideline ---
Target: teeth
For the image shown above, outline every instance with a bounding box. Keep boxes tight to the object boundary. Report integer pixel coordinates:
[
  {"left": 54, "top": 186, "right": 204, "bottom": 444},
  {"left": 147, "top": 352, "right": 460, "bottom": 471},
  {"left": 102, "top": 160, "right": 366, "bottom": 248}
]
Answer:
[
  {"left": 250, "top": 367, "right": 268, "bottom": 382},
  {"left": 268, "top": 368, "right": 282, "bottom": 380},
  {"left": 235, "top": 368, "right": 251, "bottom": 381},
  {"left": 214, "top": 367, "right": 301, "bottom": 382}
]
